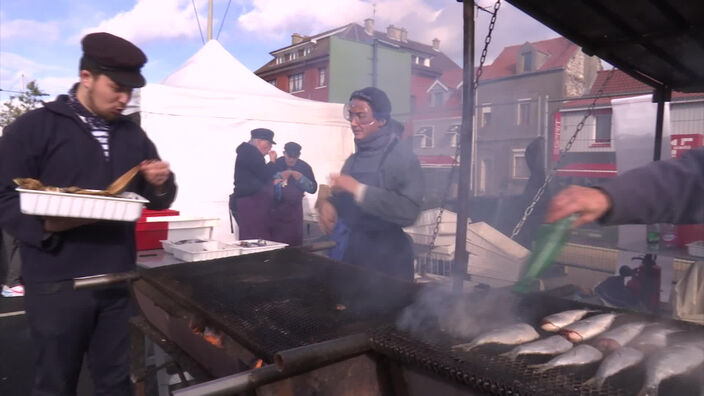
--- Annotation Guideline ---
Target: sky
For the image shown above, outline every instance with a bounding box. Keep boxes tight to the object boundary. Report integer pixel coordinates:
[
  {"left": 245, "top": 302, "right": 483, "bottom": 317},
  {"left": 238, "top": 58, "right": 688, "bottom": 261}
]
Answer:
[{"left": 0, "top": 0, "right": 559, "bottom": 101}]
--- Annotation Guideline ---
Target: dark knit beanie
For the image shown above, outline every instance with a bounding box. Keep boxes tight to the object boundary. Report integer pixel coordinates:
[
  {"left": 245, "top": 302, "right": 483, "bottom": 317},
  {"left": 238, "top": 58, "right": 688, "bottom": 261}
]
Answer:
[{"left": 349, "top": 87, "right": 392, "bottom": 121}]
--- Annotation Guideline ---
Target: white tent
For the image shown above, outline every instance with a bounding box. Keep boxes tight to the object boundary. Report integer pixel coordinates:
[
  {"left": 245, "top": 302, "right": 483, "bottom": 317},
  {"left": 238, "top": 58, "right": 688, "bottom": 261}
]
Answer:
[{"left": 138, "top": 40, "right": 353, "bottom": 242}]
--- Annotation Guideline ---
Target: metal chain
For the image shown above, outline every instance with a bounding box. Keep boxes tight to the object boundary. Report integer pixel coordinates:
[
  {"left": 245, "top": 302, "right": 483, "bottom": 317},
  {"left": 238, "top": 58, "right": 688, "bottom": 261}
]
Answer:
[
  {"left": 509, "top": 68, "right": 617, "bottom": 239},
  {"left": 422, "top": 0, "right": 501, "bottom": 273}
]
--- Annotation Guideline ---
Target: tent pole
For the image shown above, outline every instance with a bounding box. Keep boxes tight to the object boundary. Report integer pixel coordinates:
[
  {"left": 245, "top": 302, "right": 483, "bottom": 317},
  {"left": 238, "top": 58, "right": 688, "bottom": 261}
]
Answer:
[
  {"left": 207, "top": 0, "right": 214, "bottom": 41},
  {"left": 453, "top": 0, "right": 475, "bottom": 293},
  {"left": 652, "top": 86, "right": 671, "bottom": 161}
]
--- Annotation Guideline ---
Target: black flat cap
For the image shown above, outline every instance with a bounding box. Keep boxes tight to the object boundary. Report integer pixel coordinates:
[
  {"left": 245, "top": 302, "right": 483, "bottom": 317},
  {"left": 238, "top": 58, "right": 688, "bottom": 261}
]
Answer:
[
  {"left": 251, "top": 128, "right": 276, "bottom": 144},
  {"left": 349, "top": 87, "right": 392, "bottom": 121},
  {"left": 284, "top": 142, "right": 302, "bottom": 158},
  {"left": 81, "top": 32, "right": 147, "bottom": 88}
]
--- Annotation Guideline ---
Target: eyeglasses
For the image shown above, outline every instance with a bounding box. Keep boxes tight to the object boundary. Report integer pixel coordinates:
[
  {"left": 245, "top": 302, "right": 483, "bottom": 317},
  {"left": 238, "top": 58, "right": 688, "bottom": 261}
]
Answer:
[{"left": 343, "top": 103, "right": 376, "bottom": 126}]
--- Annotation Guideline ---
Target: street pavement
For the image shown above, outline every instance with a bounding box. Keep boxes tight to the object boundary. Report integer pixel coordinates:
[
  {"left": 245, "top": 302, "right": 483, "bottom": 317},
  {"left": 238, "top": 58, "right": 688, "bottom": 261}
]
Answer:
[{"left": 0, "top": 296, "right": 94, "bottom": 395}]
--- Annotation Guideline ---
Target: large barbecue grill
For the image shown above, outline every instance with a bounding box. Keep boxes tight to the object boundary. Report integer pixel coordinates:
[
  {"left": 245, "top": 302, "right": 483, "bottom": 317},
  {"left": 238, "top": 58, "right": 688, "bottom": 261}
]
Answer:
[{"left": 128, "top": 249, "right": 704, "bottom": 396}]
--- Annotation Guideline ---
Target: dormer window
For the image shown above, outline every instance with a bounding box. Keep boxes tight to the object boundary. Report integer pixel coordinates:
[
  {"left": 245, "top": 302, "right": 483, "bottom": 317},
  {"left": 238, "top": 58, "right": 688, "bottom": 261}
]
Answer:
[
  {"left": 303, "top": 46, "right": 312, "bottom": 56},
  {"left": 521, "top": 51, "right": 533, "bottom": 72},
  {"left": 275, "top": 55, "right": 284, "bottom": 64}
]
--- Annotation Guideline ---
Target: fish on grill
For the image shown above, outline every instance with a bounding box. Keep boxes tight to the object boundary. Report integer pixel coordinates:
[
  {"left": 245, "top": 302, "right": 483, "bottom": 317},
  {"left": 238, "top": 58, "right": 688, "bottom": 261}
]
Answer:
[
  {"left": 594, "top": 322, "right": 647, "bottom": 353},
  {"left": 583, "top": 346, "right": 644, "bottom": 390},
  {"left": 628, "top": 326, "right": 680, "bottom": 354},
  {"left": 451, "top": 323, "right": 539, "bottom": 352},
  {"left": 560, "top": 313, "right": 617, "bottom": 343},
  {"left": 528, "top": 344, "right": 603, "bottom": 373},
  {"left": 637, "top": 343, "right": 704, "bottom": 396},
  {"left": 501, "top": 335, "right": 573, "bottom": 361},
  {"left": 541, "top": 309, "right": 595, "bottom": 332}
]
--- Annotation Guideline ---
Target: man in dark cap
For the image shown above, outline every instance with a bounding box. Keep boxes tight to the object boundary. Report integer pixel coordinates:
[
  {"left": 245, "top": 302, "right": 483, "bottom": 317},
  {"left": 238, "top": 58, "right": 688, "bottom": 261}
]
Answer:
[
  {"left": 271, "top": 142, "right": 317, "bottom": 245},
  {"left": 230, "top": 128, "right": 278, "bottom": 240},
  {"left": 0, "top": 32, "right": 177, "bottom": 395},
  {"left": 318, "top": 87, "right": 424, "bottom": 281}
]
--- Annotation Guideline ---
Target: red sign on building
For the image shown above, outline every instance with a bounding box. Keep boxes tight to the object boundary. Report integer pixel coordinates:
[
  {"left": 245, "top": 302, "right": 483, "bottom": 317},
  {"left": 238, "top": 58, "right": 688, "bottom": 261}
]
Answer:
[{"left": 671, "top": 134, "right": 704, "bottom": 159}]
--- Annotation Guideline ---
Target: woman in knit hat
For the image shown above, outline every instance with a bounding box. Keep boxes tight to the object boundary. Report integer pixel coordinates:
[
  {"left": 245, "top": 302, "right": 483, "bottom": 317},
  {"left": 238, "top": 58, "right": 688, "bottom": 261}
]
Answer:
[{"left": 319, "top": 87, "right": 424, "bottom": 281}]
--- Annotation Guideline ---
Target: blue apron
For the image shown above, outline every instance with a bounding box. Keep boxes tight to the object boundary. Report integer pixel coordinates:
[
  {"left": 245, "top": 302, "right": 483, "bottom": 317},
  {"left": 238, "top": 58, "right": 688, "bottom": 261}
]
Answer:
[{"left": 329, "top": 139, "right": 414, "bottom": 281}]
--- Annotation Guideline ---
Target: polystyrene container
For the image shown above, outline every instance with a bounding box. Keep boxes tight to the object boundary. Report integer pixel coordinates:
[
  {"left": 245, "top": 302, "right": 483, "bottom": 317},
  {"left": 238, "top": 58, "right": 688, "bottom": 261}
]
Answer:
[
  {"left": 160, "top": 239, "right": 210, "bottom": 254},
  {"left": 169, "top": 240, "right": 242, "bottom": 262},
  {"left": 687, "top": 241, "right": 704, "bottom": 257},
  {"left": 233, "top": 239, "right": 288, "bottom": 254},
  {"left": 17, "top": 188, "right": 148, "bottom": 221}
]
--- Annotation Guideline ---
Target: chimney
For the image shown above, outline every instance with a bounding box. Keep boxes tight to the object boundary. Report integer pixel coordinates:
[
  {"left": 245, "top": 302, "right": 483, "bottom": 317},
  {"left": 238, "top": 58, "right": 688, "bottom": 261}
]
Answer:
[
  {"left": 432, "top": 38, "right": 440, "bottom": 51},
  {"left": 364, "top": 18, "right": 374, "bottom": 36},
  {"left": 400, "top": 28, "right": 408, "bottom": 43},
  {"left": 292, "top": 33, "right": 303, "bottom": 45},
  {"left": 387, "top": 25, "right": 402, "bottom": 41}
]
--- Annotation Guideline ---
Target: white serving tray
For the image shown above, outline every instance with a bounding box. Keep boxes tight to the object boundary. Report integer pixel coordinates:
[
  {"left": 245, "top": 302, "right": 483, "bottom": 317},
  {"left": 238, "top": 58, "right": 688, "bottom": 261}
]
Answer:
[
  {"left": 169, "top": 240, "right": 242, "bottom": 262},
  {"left": 17, "top": 188, "right": 148, "bottom": 222},
  {"left": 233, "top": 239, "right": 288, "bottom": 254}
]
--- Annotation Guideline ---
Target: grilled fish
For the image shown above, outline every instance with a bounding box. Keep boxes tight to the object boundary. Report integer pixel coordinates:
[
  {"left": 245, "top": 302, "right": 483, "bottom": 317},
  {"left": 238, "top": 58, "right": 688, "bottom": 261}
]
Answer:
[
  {"left": 560, "top": 313, "right": 617, "bottom": 343},
  {"left": 637, "top": 343, "right": 704, "bottom": 396},
  {"left": 451, "top": 323, "right": 539, "bottom": 352},
  {"left": 541, "top": 309, "right": 595, "bottom": 332},
  {"left": 583, "top": 346, "right": 644, "bottom": 390},
  {"left": 628, "top": 326, "right": 680, "bottom": 354},
  {"left": 528, "top": 344, "right": 603, "bottom": 374},
  {"left": 594, "top": 322, "right": 647, "bottom": 353},
  {"left": 501, "top": 335, "right": 573, "bottom": 361}
]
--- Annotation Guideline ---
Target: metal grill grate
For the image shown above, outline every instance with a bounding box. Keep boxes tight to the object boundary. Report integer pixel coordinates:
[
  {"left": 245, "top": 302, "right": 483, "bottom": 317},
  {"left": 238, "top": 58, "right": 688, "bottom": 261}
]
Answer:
[{"left": 139, "top": 248, "right": 415, "bottom": 360}]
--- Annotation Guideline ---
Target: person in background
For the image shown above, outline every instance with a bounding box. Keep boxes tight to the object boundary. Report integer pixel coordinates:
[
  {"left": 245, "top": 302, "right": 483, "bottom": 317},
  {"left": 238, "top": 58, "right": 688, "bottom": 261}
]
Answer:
[
  {"left": 271, "top": 142, "right": 317, "bottom": 246},
  {"left": 546, "top": 146, "right": 704, "bottom": 226},
  {"left": 318, "top": 87, "right": 424, "bottom": 281},
  {"left": 230, "top": 128, "right": 277, "bottom": 240},
  {"left": 0, "top": 32, "right": 177, "bottom": 395},
  {"left": 0, "top": 229, "right": 23, "bottom": 297}
]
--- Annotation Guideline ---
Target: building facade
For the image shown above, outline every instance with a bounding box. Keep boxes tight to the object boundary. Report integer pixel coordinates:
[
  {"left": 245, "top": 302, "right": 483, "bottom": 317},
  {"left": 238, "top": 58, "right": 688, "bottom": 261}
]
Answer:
[
  {"left": 255, "top": 19, "right": 461, "bottom": 134},
  {"left": 473, "top": 37, "right": 602, "bottom": 197}
]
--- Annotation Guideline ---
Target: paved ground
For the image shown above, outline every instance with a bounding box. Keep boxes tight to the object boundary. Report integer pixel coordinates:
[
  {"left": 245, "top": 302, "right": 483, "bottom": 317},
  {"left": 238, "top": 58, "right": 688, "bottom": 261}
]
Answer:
[{"left": 0, "top": 295, "right": 94, "bottom": 395}]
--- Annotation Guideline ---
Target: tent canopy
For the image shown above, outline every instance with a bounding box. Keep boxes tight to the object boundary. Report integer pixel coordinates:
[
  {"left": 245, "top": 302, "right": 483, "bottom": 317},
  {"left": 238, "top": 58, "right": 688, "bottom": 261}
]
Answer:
[
  {"left": 139, "top": 40, "right": 353, "bottom": 241},
  {"left": 506, "top": 0, "right": 704, "bottom": 93}
]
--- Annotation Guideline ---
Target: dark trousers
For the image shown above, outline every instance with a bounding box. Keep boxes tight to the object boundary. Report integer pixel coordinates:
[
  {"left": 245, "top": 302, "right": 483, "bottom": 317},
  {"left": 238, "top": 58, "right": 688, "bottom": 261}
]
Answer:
[
  {"left": 24, "top": 284, "right": 132, "bottom": 396},
  {"left": 1, "top": 230, "right": 22, "bottom": 286}
]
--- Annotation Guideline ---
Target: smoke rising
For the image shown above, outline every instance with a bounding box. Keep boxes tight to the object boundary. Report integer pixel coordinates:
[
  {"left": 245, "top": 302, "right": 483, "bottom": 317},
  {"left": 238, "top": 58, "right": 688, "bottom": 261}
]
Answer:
[{"left": 396, "top": 284, "right": 523, "bottom": 341}]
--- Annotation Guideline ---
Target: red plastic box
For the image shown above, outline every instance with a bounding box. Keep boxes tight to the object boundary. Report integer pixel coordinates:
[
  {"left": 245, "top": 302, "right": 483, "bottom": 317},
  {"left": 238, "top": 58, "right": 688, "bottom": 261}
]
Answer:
[{"left": 135, "top": 209, "right": 180, "bottom": 250}]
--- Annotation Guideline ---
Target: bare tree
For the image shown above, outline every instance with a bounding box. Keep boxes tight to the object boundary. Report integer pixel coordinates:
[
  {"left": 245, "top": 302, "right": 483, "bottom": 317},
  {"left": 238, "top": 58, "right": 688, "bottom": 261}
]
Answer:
[{"left": 0, "top": 81, "right": 46, "bottom": 129}]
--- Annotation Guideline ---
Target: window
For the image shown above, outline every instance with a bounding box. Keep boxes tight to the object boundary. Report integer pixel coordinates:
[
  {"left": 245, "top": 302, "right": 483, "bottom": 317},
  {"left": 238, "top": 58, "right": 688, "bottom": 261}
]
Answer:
[
  {"left": 521, "top": 51, "right": 533, "bottom": 72},
  {"left": 275, "top": 55, "right": 284, "bottom": 64},
  {"left": 318, "top": 67, "right": 326, "bottom": 87},
  {"left": 267, "top": 79, "right": 276, "bottom": 86},
  {"left": 480, "top": 104, "right": 492, "bottom": 127},
  {"left": 288, "top": 73, "right": 303, "bottom": 92},
  {"left": 423, "top": 58, "right": 430, "bottom": 67},
  {"left": 479, "top": 158, "right": 492, "bottom": 193},
  {"left": 303, "top": 46, "right": 312, "bottom": 56},
  {"left": 430, "top": 90, "right": 444, "bottom": 108},
  {"left": 512, "top": 149, "right": 530, "bottom": 179},
  {"left": 447, "top": 124, "right": 460, "bottom": 148},
  {"left": 517, "top": 100, "right": 530, "bottom": 125},
  {"left": 414, "top": 127, "right": 434, "bottom": 148},
  {"left": 288, "top": 51, "right": 298, "bottom": 61},
  {"left": 595, "top": 113, "right": 612, "bottom": 143}
]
